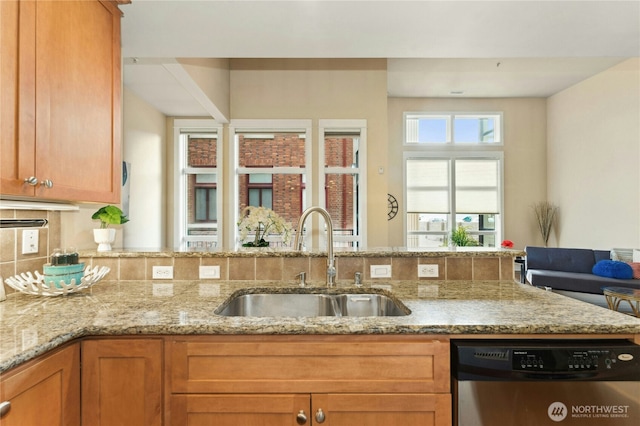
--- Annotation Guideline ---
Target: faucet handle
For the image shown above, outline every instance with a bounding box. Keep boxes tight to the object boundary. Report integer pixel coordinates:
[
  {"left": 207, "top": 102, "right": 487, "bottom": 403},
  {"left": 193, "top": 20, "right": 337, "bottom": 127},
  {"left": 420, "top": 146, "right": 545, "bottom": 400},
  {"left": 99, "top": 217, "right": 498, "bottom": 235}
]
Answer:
[
  {"left": 297, "top": 272, "right": 307, "bottom": 287},
  {"left": 354, "top": 272, "right": 362, "bottom": 287}
]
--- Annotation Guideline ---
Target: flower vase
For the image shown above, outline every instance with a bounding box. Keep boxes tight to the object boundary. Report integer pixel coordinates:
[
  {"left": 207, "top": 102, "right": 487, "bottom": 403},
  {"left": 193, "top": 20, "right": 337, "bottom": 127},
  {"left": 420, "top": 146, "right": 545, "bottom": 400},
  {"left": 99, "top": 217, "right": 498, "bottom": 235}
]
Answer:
[{"left": 93, "top": 228, "right": 116, "bottom": 252}]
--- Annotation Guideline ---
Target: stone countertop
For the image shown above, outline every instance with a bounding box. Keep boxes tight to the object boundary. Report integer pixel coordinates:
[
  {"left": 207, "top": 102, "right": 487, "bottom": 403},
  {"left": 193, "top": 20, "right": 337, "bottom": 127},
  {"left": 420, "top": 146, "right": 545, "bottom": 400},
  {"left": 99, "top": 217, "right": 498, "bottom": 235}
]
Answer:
[
  {"left": 1, "top": 279, "right": 638, "bottom": 373},
  {"left": 80, "top": 247, "right": 525, "bottom": 258}
]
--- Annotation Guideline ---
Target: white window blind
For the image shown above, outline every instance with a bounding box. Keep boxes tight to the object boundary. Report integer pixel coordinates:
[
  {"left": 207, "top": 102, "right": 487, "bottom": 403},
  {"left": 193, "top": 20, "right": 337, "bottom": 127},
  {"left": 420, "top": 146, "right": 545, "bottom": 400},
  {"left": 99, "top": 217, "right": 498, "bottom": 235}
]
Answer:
[
  {"left": 455, "top": 159, "right": 499, "bottom": 213},
  {"left": 406, "top": 159, "right": 450, "bottom": 213}
]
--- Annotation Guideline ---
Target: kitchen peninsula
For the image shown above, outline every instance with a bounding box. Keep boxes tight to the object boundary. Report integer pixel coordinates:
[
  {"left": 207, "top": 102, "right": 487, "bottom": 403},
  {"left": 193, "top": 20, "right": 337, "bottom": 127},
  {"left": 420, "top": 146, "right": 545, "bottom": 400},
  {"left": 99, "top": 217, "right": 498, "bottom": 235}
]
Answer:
[{"left": 1, "top": 249, "right": 639, "bottom": 425}]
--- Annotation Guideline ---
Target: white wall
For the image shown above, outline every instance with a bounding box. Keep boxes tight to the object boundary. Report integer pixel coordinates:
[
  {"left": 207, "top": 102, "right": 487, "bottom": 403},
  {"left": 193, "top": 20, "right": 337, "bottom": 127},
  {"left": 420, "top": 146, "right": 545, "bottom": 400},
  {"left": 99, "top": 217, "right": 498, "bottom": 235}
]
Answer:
[
  {"left": 547, "top": 58, "right": 640, "bottom": 249},
  {"left": 387, "top": 97, "right": 548, "bottom": 250},
  {"left": 121, "top": 88, "right": 167, "bottom": 249}
]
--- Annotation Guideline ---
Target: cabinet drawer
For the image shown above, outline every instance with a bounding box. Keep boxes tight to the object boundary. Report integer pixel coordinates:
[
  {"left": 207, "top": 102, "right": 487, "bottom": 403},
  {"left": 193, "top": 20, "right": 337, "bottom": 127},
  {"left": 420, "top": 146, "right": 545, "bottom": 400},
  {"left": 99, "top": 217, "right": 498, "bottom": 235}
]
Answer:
[
  {"left": 167, "top": 335, "right": 450, "bottom": 394},
  {"left": 170, "top": 394, "right": 309, "bottom": 426}
]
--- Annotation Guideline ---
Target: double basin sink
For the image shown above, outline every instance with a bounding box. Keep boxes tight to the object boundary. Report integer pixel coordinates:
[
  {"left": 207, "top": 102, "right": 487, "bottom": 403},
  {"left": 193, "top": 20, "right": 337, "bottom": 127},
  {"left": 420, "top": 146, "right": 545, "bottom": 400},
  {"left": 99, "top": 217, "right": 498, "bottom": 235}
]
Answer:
[{"left": 215, "top": 288, "right": 410, "bottom": 317}]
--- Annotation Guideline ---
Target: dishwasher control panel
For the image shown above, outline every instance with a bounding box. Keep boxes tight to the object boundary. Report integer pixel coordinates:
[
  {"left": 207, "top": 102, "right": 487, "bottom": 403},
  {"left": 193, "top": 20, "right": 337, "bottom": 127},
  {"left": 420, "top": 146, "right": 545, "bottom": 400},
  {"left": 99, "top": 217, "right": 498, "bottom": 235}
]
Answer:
[
  {"left": 453, "top": 339, "right": 640, "bottom": 380},
  {"left": 512, "top": 348, "right": 622, "bottom": 372}
]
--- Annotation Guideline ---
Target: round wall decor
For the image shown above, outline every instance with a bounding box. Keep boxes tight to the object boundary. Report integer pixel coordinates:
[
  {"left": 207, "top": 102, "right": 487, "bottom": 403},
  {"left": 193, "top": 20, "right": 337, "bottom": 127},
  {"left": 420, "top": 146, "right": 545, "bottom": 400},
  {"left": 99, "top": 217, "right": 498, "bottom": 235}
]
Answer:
[{"left": 388, "top": 194, "right": 398, "bottom": 220}]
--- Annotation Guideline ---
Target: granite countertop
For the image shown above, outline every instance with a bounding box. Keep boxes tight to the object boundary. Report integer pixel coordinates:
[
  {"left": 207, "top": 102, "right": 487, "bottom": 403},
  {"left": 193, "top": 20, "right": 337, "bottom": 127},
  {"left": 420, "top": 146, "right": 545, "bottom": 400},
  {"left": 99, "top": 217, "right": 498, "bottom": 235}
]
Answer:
[
  {"left": 81, "top": 247, "right": 525, "bottom": 258},
  {"left": 1, "top": 279, "right": 638, "bottom": 373}
]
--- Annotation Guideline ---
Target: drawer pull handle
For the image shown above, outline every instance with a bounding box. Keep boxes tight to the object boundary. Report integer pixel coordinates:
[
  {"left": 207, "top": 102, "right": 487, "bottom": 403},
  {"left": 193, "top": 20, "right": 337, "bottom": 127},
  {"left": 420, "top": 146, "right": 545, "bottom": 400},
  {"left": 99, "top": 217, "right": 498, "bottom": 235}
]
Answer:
[
  {"left": 0, "top": 401, "right": 11, "bottom": 418},
  {"left": 24, "top": 176, "right": 38, "bottom": 186},
  {"left": 296, "top": 410, "right": 307, "bottom": 425},
  {"left": 315, "top": 408, "right": 326, "bottom": 423},
  {"left": 40, "top": 179, "right": 53, "bottom": 189}
]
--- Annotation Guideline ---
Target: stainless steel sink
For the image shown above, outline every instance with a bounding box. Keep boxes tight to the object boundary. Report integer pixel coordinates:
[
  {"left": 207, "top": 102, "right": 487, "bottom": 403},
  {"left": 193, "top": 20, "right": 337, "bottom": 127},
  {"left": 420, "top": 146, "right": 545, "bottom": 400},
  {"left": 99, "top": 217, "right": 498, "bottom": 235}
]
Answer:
[{"left": 215, "top": 289, "right": 410, "bottom": 317}]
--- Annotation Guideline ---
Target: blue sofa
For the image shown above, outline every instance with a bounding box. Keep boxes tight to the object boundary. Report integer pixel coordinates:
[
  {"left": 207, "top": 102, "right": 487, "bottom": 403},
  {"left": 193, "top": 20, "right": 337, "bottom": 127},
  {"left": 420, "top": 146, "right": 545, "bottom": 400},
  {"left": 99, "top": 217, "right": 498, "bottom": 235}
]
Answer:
[{"left": 524, "top": 246, "right": 638, "bottom": 295}]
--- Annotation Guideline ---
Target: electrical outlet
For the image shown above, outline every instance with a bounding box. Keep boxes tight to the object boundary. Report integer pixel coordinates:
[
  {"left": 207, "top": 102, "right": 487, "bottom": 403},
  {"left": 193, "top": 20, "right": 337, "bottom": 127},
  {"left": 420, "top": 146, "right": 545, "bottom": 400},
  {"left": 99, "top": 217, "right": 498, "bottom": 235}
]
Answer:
[
  {"left": 152, "top": 265, "right": 173, "bottom": 279},
  {"left": 370, "top": 264, "right": 392, "bottom": 278},
  {"left": 199, "top": 265, "right": 220, "bottom": 279},
  {"left": 418, "top": 264, "right": 439, "bottom": 278},
  {"left": 21, "top": 229, "right": 39, "bottom": 254}
]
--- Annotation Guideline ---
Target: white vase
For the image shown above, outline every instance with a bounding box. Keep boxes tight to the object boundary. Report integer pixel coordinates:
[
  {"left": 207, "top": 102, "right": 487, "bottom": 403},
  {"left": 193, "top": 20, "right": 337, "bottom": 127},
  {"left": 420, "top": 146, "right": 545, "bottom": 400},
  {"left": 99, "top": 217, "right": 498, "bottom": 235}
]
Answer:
[{"left": 93, "top": 228, "right": 116, "bottom": 252}]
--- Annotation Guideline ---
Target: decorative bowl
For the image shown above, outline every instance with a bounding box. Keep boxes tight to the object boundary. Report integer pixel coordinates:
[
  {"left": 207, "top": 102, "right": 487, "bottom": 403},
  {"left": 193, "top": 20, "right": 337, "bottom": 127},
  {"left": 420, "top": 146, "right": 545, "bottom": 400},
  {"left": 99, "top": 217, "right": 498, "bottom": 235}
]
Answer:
[{"left": 4, "top": 265, "right": 110, "bottom": 297}]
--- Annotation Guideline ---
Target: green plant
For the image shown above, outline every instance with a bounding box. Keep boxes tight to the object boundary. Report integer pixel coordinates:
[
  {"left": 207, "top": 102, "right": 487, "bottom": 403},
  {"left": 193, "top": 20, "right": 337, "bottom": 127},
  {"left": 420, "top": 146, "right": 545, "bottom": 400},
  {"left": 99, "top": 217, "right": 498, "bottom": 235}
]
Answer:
[
  {"left": 92, "top": 205, "right": 129, "bottom": 229},
  {"left": 450, "top": 225, "right": 479, "bottom": 247}
]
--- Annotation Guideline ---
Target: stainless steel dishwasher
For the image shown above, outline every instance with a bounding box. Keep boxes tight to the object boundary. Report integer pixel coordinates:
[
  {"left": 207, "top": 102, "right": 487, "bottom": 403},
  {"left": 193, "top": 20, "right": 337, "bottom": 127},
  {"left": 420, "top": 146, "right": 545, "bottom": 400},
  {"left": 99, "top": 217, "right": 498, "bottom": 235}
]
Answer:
[{"left": 452, "top": 340, "right": 640, "bottom": 425}]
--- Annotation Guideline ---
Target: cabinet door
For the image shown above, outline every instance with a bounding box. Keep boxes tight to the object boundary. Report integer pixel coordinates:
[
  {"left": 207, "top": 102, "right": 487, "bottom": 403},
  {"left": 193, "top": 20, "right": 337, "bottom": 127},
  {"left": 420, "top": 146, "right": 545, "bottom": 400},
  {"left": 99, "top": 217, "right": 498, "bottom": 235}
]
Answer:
[
  {"left": 33, "top": 0, "right": 121, "bottom": 202},
  {"left": 82, "top": 339, "right": 163, "bottom": 426},
  {"left": 0, "top": 344, "right": 80, "bottom": 426},
  {"left": 312, "top": 393, "right": 452, "bottom": 426},
  {"left": 169, "top": 394, "right": 310, "bottom": 426},
  {"left": 0, "top": 0, "right": 36, "bottom": 196}
]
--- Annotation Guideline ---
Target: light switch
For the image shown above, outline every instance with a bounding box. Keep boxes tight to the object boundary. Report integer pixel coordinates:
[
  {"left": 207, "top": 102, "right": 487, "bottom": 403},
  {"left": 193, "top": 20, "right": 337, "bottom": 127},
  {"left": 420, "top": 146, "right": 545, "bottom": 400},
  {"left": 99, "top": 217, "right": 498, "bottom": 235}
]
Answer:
[
  {"left": 199, "top": 265, "right": 220, "bottom": 279},
  {"left": 370, "top": 264, "right": 392, "bottom": 278}
]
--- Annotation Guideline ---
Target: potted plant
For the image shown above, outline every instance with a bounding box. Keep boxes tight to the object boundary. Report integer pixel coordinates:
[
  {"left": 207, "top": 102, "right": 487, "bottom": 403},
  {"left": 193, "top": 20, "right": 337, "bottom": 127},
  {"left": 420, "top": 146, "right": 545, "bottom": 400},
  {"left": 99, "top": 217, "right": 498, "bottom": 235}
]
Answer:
[
  {"left": 91, "top": 205, "right": 129, "bottom": 251},
  {"left": 450, "top": 225, "right": 479, "bottom": 247},
  {"left": 532, "top": 201, "right": 558, "bottom": 247}
]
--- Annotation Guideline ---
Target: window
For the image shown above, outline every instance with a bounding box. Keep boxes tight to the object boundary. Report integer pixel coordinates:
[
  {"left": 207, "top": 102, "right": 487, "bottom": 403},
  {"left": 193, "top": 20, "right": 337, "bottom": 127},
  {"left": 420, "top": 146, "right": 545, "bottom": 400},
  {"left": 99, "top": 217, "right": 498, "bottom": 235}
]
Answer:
[
  {"left": 405, "top": 112, "right": 502, "bottom": 144},
  {"left": 247, "top": 174, "right": 273, "bottom": 209},
  {"left": 174, "top": 119, "right": 223, "bottom": 250},
  {"left": 194, "top": 175, "right": 217, "bottom": 222},
  {"left": 405, "top": 155, "right": 502, "bottom": 247},
  {"left": 403, "top": 112, "right": 503, "bottom": 248},
  {"left": 319, "top": 120, "right": 367, "bottom": 248},
  {"left": 229, "top": 120, "right": 312, "bottom": 249}
]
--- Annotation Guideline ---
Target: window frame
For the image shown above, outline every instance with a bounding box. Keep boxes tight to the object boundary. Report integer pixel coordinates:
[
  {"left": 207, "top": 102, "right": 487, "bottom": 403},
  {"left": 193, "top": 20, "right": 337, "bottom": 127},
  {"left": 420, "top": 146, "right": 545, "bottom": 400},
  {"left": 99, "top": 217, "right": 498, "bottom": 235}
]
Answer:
[
  {"left": 173, "top": 119, "right": 224, "bottom": 251},
  {"left": 403, "top": 151, "right": 504, "bottom": 248},
  {"left": 318, "top": 119, "right": 367, "bottom": 248},
  {"left": 228, "top": 119, "right": 313, "bottom": 249}
]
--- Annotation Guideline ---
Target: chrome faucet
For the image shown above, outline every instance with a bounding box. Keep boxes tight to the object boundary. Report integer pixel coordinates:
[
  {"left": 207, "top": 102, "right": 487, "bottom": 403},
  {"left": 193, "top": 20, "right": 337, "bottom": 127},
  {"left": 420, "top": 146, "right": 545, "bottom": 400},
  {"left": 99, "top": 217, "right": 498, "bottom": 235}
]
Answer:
[{"left": 294, "top": 206, "right": 336, "bottom": 287}]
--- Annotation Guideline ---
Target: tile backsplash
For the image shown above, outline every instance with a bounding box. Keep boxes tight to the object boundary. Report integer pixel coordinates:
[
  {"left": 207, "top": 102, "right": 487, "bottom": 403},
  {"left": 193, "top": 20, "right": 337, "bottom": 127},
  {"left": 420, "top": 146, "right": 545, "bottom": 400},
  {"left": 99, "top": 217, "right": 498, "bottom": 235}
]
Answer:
[
  {"left": 0, "top": 209, "right": 61, "bottom": 294},
  {"left": 0, "top": 209, "right": 517, "bottom": 294},
  {"left": 79, "top": 253, "right": 516, "bottom": 282}
]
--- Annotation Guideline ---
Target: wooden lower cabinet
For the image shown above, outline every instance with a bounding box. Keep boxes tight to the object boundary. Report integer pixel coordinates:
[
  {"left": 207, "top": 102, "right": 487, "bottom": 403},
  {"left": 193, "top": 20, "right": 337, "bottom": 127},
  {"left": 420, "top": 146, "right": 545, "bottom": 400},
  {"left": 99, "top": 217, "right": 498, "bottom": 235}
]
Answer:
[
  {"left": 170, "top": 393, "right": 450, "bottom": 426},
  {"left": 166, "top": 335, "right": 452, "bottom": 426},
  {"left": 0, "top": 343, "right": 80, "bottom": 426},
  {"left": 81, "top": 338, "right": 163, "bottom": 426},
  {"left": 313, "top": 393, "right": 451, "bottom": 426}
]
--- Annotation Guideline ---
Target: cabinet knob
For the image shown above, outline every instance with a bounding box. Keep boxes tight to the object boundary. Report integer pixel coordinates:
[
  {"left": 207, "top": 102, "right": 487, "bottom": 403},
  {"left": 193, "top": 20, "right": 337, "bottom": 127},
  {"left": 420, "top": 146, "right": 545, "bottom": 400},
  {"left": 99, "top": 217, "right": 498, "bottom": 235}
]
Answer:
[
  {"left": 315, "top": 408, "right": 326, "bottom": 423},
  {"left": 296, "top": 410, "right": 307, "bottom": 425},
  {"left": 39, "top": 179, "right": 53, "bottom": 188},
  {"left": 24, "top": 176, "right": 38, "bottom": 186},
  {"left": 0, "top": 401, "right": 11, "bottom": 418}
]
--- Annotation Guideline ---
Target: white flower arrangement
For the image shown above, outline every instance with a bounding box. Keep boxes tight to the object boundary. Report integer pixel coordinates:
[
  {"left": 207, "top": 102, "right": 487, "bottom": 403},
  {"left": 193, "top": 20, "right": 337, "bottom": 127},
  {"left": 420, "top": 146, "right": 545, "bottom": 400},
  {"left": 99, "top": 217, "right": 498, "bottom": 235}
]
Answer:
[{"left": 237, "top": 206, "right": 292, "bottom": 247}]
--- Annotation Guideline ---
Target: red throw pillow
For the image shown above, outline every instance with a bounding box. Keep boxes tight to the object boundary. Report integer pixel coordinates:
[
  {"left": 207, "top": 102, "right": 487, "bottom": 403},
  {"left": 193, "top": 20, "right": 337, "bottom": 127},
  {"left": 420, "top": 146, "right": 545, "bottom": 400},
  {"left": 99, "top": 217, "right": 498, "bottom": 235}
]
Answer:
[{"left": 628, "top": 262, "right": 640, "bottom": 279}]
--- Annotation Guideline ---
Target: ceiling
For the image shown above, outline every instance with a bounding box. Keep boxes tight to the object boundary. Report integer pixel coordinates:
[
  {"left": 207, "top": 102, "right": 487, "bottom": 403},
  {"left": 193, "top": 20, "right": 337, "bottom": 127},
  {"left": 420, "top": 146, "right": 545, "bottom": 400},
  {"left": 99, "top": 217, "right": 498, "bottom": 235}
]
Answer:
[{"left": 120, "top": 0, "right": 640, "bottom": 117}]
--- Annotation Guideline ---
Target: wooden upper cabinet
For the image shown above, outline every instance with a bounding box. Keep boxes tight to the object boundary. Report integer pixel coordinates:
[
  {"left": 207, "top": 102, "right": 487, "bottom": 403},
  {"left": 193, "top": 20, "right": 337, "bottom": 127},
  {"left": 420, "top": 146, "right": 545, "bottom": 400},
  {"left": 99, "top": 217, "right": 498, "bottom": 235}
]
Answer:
[
  {"left": 0, "top": 0, "right": 122, "bottom": 203},
  {"left": 0, "top": 0, "right": 35, "bottom": 197}
]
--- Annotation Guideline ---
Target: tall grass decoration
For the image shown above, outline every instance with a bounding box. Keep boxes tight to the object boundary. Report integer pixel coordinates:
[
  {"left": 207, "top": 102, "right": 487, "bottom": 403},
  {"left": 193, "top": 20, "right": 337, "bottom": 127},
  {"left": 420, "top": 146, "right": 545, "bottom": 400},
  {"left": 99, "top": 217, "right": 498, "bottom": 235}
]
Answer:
[{"left": 533, "top": 201, "right": 558, "bottom": 246}]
